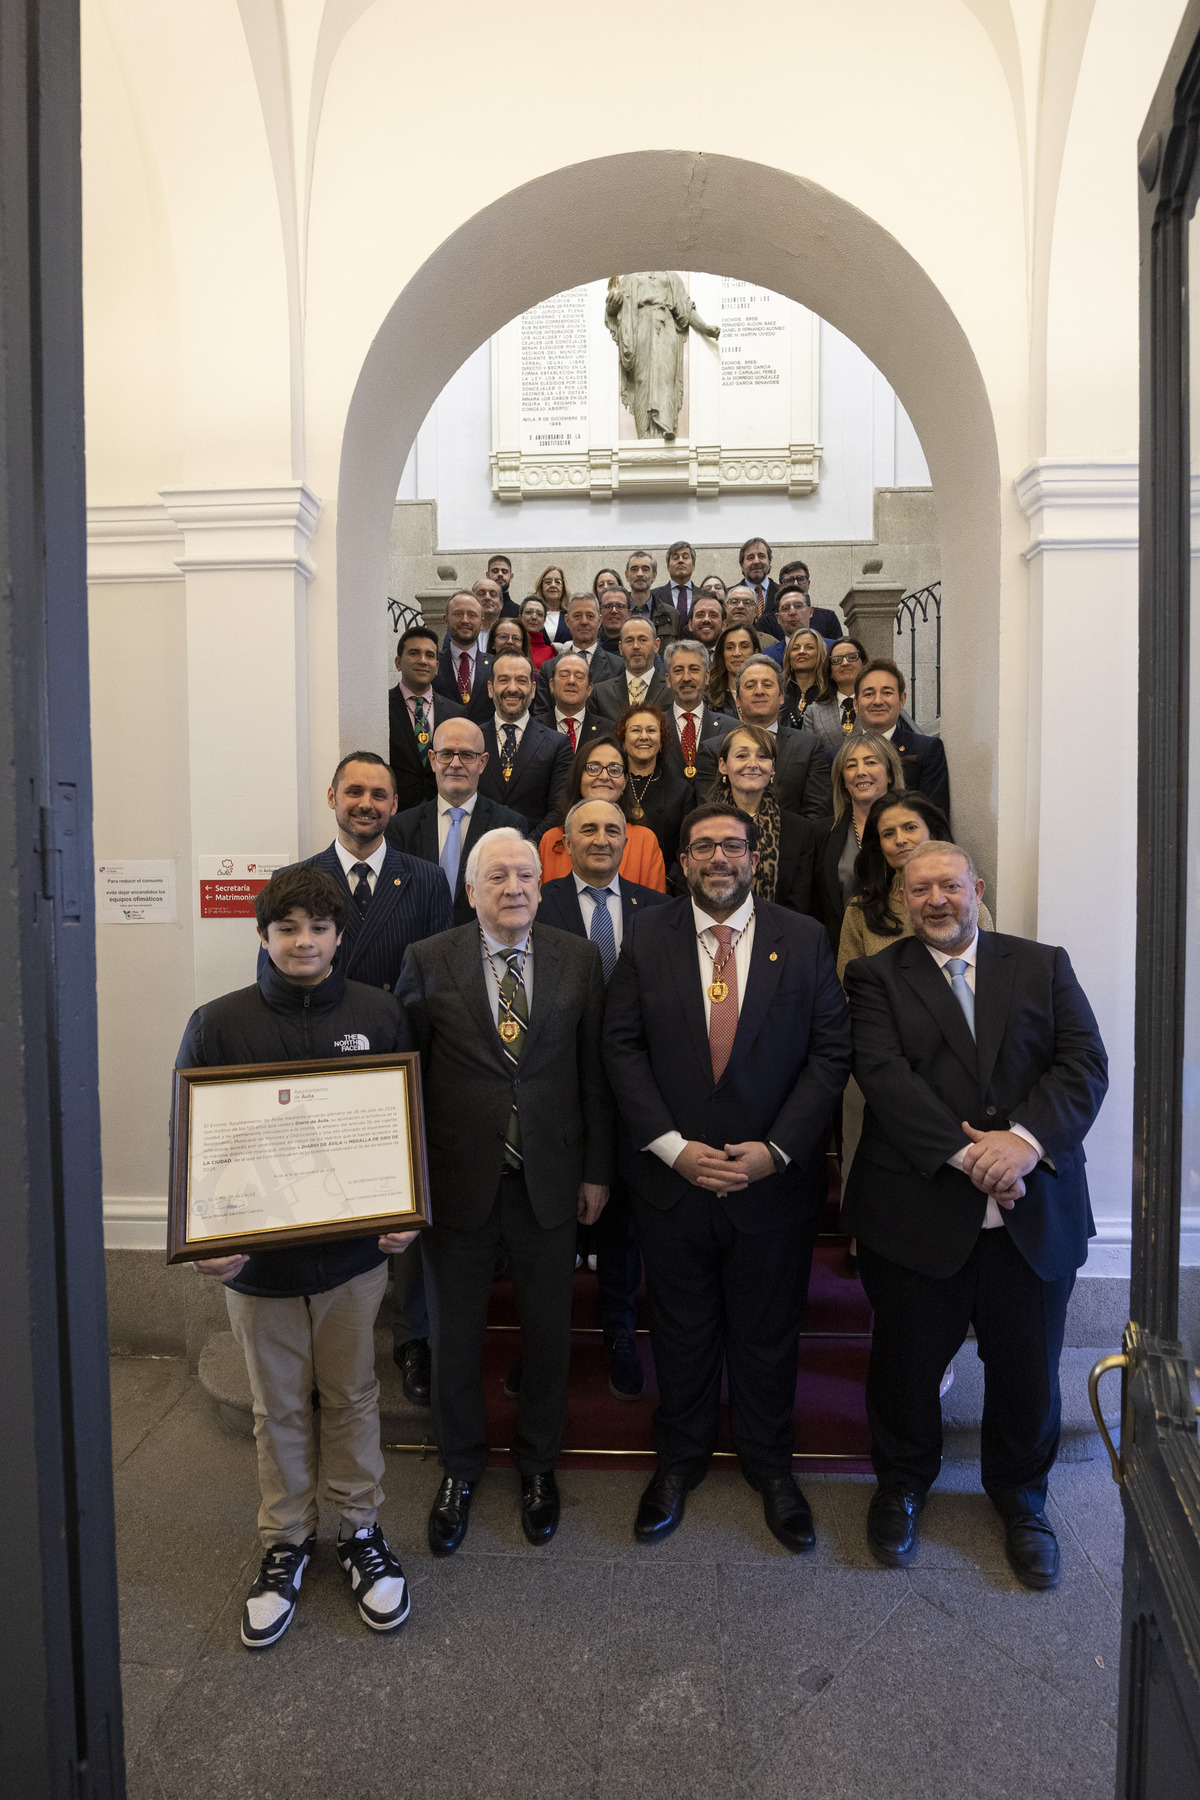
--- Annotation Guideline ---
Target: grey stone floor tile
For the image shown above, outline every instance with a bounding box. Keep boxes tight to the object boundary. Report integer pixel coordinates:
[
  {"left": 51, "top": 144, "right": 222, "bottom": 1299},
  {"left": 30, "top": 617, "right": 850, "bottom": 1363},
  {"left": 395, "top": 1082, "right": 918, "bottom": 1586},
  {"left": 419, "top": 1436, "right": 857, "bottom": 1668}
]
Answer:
[
  {"left": 109, "top": 1356, "right": 190, "bottom": 1469},
  {"left": 430, "top": 1555, "right": 612, "bottom": 1768},
  {"left": 740, "top": 1590, "right": 1117, "bottom": 1800},
  {"left": 140, "top": 1554, "right": 596, "bottom": 1800},
  {"left": 124, "top": 1747, "right": 169, "bottom": 1800},
  {"left": 114, "top": 1380, "right": 262, "bottom": 1667},
  {"left": 1048, "top": 1457, "right": 1126, "bottom": 1604},
  {"left": 717, "top": 1562, "right": 907, "bottom": 1769},
  {"left": 119, "top": 1661, "right": 184, "bottom": 1762},
  {"left": 908, "top": 1548, "right": 1121, "bottom": 1728},
  {"left": 600, "top": 1561, "right": 732, "bottom": 1800}
]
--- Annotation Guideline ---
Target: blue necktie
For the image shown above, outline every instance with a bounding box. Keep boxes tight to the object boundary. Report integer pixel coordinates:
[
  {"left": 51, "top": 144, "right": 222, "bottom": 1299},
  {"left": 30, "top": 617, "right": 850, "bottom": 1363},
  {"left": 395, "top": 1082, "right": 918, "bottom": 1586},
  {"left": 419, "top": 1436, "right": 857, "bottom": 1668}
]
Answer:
[
  {"left": 945, "top": 958, "right": 976, "bottom": 1040},
  {"left": 350, "top": 861, "right": 372, "bottom": 918},
  {"left": 440, "top": 806, "right": 465, "bottom": 897},
  {"left": 583, "top": 886, "right": 617, "bottom": 983}
]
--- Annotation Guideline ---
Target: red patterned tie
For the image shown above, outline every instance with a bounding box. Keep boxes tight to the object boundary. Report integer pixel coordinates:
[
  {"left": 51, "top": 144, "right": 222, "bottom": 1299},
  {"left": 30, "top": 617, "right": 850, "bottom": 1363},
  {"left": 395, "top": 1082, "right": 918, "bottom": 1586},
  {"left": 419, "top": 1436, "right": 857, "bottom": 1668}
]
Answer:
[
  {"left": 564, "top": 716, "right": 577, "bottom": 751},
  {"left": 457, "top": 650, "right": 471, "bottom": 703},
  {"left": 681, "top": 711, "right": 697, "bottom": 766},
  {"left": 708, "top": 924, "right": 739, "bottom": 1083}
]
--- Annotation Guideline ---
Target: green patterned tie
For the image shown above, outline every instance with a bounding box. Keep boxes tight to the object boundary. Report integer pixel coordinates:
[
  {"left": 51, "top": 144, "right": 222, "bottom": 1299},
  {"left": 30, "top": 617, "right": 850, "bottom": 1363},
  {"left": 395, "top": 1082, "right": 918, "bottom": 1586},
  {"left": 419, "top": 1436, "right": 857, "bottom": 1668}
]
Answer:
[
  {"left": 498, "top": 949, "right": 529, "bottom": 1169},
  {"left": 413, "top": 696, "right": 430, "bottom": 764}
]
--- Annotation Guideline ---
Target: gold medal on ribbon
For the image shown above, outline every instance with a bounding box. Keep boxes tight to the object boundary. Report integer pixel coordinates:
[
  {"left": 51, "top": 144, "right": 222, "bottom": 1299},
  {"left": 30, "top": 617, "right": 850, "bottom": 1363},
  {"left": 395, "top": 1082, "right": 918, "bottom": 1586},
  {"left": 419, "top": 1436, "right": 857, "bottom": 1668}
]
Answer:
[
  {"left": 499, "top": 1018, "right": 520, "bottom": 1043},
  {"left": 417, "top": 729, "right": 429, "bottom": 745},
  {"left": 708, "top": 980, "right": 729, "bottom": 1004},
  {"left": 503, "top": 766, "right": 512, "bottom": 781},
  {"left": 685, "top": 764, "right": 696, "bottom": 779}
]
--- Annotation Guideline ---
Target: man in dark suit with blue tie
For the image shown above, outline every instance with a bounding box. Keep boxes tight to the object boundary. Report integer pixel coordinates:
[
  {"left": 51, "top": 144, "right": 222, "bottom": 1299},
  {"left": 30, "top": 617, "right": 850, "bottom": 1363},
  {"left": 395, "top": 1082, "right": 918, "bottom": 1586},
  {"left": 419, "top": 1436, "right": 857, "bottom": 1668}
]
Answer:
[
  {"left": 432, "top": 591, "right": 494, "bottom": 724},
  {"left": 478, "top": 652, "right": 572, "bottom": 842},
  {"left": 387, "top": 717, "right": 528, "bottom": 927},
  {"left": 842, "top": 841, "right": 1108, "bottom": 1588},
  {"left": 538, "top": 798, "right": 670, "bottom": 1398},
  {"left": 265, "top": 751, "right": 454, "bottom": 1407},
  {"left": 603, "top": 802, "right": 852, "bottom": 1552}
]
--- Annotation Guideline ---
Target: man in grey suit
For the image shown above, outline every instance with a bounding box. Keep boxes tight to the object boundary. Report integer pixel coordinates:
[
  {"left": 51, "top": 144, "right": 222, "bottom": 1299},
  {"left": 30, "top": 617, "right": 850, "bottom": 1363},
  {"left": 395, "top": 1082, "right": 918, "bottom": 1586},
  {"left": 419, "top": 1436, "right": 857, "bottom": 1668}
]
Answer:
[
  {"left": 591, "top": 616, "right": 669, "bottom": 720},
  {"left": 397, "top": 829, "right": 613, "bottom": 1556}
]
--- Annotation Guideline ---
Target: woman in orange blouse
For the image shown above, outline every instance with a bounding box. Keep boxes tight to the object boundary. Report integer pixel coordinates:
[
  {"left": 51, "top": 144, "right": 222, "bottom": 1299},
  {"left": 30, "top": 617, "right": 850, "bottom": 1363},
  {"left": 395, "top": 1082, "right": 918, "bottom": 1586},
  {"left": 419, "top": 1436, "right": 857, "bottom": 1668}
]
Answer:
[{"left": 538, "top": 733, "right": 667, "bottom": 892}]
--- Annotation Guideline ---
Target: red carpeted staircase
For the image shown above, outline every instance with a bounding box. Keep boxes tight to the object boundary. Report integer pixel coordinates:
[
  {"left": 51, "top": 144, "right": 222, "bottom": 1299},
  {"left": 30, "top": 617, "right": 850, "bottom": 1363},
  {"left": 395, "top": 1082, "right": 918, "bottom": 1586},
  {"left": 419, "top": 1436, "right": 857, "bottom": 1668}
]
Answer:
[{"left": 480, "top": 1174, "right": 873, "bottom": 1472}]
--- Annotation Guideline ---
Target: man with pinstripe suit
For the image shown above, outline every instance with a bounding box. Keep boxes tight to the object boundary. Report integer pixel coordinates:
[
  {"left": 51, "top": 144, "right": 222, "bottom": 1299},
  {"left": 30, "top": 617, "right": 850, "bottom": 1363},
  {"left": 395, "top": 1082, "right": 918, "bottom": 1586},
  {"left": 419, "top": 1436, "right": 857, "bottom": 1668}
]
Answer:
[{"left": 263, "top": 751, "right": 454, "bottom": 1407}]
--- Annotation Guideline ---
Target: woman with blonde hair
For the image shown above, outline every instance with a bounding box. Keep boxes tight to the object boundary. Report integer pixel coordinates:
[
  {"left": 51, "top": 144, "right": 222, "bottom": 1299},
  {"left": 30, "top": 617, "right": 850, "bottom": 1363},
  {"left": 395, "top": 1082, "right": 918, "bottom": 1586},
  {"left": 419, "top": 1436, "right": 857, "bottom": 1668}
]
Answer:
[
  {"left": 816, "top": 732, "right": 905, "bottom": 952},
  {"left": 780, "top": 628, "right": 834, "bottom": 731}
]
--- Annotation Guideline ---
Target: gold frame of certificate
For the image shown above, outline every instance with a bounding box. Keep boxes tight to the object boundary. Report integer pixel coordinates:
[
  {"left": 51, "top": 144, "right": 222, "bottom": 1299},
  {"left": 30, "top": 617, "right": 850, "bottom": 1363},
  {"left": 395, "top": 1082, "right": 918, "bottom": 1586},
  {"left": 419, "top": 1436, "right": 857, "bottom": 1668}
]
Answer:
[{"left": 167, "top": 1054, "right": 431, "bottom": 1264}]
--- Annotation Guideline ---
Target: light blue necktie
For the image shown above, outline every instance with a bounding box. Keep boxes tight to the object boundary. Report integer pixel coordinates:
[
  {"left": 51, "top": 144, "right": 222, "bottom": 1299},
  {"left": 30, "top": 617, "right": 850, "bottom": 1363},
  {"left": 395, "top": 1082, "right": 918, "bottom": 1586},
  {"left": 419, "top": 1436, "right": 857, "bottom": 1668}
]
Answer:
[
  {"left": 583, "top": 886, "right": 617, "bottom": 983},
  {"left": 440, "top": 806, "right": 465, "bottom": 897},
  {"left": 945, "top": 958, "right": 976, "bottom": 1040}
]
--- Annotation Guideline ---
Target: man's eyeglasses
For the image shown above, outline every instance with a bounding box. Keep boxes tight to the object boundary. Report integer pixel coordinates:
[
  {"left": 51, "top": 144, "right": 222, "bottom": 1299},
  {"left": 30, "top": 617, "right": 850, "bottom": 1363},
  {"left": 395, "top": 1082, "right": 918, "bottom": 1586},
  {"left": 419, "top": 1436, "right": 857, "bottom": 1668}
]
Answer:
[
  {"left": 431, "top": 750, "right": 484, "bottom": 767},
  {"left": 684, "top": 837, "right": 750, "bottom": 861},
  {"left": 581, "top": 761, "right": 626, "bottom": 779}
]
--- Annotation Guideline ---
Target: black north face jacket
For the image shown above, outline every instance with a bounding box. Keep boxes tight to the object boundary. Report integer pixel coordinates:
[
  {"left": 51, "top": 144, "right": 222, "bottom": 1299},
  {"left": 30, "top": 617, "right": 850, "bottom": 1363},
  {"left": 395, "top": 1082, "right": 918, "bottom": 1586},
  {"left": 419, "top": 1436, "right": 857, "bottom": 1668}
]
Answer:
[{"left": 176, "top": 957, "right": 414, "bottom": 1297}]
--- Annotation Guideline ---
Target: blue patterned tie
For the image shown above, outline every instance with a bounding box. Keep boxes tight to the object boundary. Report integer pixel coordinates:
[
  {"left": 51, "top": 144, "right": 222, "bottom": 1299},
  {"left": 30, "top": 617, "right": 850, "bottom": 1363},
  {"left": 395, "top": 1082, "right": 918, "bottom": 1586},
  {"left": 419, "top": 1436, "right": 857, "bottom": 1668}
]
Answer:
[
  {"left": 945, "top": 958, "right": 976, "bottom": 1040},
  {"left": 501, "top": 722, "right": 517, "bottom": 783},
  {"left": 440, "top": 806, "right": 465, "bottom": 898},
  {"left": 583, "top": 886, "right": 617, "bottom": 983},
  {"left": 350, "top": 862, "right": 372, "bottom": 918}
]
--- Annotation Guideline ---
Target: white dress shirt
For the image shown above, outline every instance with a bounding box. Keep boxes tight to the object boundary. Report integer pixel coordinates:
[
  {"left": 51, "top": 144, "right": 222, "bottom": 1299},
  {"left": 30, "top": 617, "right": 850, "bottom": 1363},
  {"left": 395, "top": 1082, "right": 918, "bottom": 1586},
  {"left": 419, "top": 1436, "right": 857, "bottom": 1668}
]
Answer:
[
  {"left": 334, "top": 836, "right": 386, "bottom": 894},
  {"left": 436, "top": 789, "right": 478, "bottom": 856},
  {"left": 572, "top": 871, "right": 623, "bottom": 957},
  {"left": 479, "top": 926, "right": 534, "bottom": 1016},
  {"left": 925, "top": 932, "right": 1044, "bottom": 1228},
  {"left": 672, "top": 701, "right": 703, "bottom": 741},
  {"left": 555, "top": 707, "right": 587, "bottom": 737},
  {"left": 644, "top": 893, "right": 788, "bottom": 1170}
]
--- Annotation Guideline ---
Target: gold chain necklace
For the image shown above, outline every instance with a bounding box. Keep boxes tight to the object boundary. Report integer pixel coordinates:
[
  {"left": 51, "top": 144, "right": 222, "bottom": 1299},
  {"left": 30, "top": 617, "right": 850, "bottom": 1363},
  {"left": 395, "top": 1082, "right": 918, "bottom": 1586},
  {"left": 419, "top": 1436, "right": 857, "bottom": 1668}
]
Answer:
[
  {"left": 700, "top": 910, "right": 755, "bottom": 1003},
  {"left": 627, "top": 766, "right": 657, "bottom": 820},
  {"left": 481, "top": 932, "right": 531, "bottom": 1043}
]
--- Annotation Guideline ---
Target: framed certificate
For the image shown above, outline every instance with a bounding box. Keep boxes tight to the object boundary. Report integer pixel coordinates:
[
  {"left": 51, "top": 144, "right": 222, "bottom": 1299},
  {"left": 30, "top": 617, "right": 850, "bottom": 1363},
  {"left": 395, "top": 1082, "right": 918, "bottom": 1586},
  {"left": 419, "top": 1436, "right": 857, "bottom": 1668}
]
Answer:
[{"left": 167, "top": 1054, "right": 430, "bottom": 1264}]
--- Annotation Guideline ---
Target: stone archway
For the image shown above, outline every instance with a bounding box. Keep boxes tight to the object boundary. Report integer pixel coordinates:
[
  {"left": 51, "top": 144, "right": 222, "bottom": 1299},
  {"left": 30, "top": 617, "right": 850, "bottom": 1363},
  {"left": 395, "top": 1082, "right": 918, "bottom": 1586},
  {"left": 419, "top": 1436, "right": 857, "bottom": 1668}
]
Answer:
[{"left": 336, "top": 150, "right": 1001, "bottom": 871}]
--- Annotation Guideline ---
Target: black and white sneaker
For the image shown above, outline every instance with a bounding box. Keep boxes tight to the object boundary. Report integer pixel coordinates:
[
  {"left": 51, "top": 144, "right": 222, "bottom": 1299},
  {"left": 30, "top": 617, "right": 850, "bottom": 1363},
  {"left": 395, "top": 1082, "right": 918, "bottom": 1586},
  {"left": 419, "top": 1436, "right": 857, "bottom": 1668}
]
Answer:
[
  {"left": 240, "top": 1536, "right": 315, "bottom": 1650},
  {"left": 336, "top": 1523, "right": 411, "bottom": 1633}
]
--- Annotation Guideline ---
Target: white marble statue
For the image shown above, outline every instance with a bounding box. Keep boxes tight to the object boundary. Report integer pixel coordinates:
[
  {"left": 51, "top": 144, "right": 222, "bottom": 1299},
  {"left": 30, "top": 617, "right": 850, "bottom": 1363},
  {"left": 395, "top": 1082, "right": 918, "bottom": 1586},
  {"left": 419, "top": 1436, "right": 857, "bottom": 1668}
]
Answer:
[{"left": 605, "top": 272, "right": 720, "bottom": 440}]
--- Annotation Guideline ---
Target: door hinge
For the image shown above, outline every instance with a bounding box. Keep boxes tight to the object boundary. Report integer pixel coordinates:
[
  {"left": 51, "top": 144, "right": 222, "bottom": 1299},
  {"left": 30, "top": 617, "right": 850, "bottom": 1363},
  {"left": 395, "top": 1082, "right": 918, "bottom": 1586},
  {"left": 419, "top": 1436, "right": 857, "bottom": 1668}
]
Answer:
[{"left": 39, "top": 783, "right": 82, "bottom": 919}]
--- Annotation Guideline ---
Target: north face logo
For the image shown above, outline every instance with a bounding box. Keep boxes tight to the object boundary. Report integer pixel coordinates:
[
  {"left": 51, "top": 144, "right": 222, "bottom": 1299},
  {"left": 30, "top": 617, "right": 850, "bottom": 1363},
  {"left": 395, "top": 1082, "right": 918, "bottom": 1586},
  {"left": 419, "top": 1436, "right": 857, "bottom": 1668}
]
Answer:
[{"left": 333, "top": 1034, "right": 370, "bottom": 1053}]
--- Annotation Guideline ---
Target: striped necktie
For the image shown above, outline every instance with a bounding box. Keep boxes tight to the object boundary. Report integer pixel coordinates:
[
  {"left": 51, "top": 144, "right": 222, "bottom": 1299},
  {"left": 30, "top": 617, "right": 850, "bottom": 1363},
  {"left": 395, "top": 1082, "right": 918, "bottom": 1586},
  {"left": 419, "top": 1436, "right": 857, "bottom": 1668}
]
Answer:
[
  {"left": 498, "top": 949, "right": 529, "bottom": 1168},
  {"left": 583, "top": 886, "right": 617, "bottom": 983}
]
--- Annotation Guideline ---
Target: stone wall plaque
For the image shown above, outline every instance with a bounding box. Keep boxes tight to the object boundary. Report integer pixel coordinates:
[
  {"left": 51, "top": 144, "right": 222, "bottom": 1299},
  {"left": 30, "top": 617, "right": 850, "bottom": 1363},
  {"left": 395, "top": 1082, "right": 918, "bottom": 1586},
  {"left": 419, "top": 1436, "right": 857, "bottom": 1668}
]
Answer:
[{"left": 490, "top": 273, "right": 821, "bottom": 503}]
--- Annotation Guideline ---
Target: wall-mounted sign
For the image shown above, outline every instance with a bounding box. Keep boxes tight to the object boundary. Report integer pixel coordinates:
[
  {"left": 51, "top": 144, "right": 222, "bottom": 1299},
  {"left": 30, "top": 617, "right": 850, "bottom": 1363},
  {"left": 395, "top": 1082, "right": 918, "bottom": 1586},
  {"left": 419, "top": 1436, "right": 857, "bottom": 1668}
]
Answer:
[
  {"left": 95, "top": 859, "right": 177, "bottom": 923},
  {"left": 198, "top": 854, "right": 289, "bottom": 919}
]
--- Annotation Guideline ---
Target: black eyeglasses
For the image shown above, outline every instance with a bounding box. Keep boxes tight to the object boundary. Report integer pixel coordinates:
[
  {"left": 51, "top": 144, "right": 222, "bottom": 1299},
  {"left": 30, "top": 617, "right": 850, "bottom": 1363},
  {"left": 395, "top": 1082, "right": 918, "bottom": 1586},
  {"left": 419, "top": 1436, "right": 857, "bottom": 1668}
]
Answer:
[
  {"left": 684, "top": 837, "right": 750, "bottom": 861},
  {"left": 582, "top": 761, "right": 626, "bottom": 779}
]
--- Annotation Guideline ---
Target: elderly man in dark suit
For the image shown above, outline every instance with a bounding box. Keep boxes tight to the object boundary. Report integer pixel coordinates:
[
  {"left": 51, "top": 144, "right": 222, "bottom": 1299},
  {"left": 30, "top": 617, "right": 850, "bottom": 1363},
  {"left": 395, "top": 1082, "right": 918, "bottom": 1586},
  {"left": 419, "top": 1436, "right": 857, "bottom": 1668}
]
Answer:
[
  {"left": 387, "top": 717, "right": 527, "bottom": 927},
  {"left": 604, "top": 802, "right": 851, "bottom": 1551},
  {"left": 432, "top": 591, "right": 494, "bottom": 723},
  {"left": 842, "top": 841, "right": 1108, "bottom": 1588},
  {"left": 478, "top": 652, "right": 572, "bottom": 841},
  {"left": 388, "top": 623, "right": 467, "bottom": 812},
  {"left": 539, "top": 798, "right": 670, "bottom": 1398},
  {"left": 398, "top": 827, "right": 613, "bottom": 1554},
  {"left": 853, "top": 659, "right": 951, "bottom": 820},
  {"left": 692, "top": 657, "right": 833, "bottom": 818}
]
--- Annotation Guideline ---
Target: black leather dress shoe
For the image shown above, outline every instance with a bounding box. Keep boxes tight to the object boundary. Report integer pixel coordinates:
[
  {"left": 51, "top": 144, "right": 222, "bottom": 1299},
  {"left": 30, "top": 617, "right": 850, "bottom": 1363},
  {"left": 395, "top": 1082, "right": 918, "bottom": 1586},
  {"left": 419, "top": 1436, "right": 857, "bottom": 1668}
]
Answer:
[
  {"left": 1004, "top": 1511, "right": 1061, "bottom": 1590},
  {"left": 394, "top": 1337, "right": 431, "bottom": 1406},
  {"left": 520, "top": 1471, "right": 560, "bottom": 1546},
  {"left": 428, "top": 1476, "right": 474, "bottom": 1556},
  {"left": 866, "top": 1485, "right": 924, "bottom": 1567},
  {"left": 745, "top": 1471, "right": 817, "bottom": 1553},
  {"left": 634, "top": 1471, "right": 702, "bottom": 1543}
]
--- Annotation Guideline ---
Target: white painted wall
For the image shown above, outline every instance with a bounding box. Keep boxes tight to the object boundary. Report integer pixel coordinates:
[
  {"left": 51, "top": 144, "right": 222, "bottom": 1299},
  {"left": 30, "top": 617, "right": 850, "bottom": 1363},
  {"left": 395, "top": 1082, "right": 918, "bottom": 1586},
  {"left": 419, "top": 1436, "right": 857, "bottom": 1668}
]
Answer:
[{"left": 396, "top": 316, "right": 931, "bottom": 550}]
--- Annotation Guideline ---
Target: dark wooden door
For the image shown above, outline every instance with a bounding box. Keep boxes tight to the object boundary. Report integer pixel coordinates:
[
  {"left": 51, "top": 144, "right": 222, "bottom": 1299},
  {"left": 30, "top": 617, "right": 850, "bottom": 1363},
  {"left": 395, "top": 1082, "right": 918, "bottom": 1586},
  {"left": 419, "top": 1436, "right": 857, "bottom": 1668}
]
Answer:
[{"left": 1109, "top": 5, "right": 1200, "bottom": 1791}]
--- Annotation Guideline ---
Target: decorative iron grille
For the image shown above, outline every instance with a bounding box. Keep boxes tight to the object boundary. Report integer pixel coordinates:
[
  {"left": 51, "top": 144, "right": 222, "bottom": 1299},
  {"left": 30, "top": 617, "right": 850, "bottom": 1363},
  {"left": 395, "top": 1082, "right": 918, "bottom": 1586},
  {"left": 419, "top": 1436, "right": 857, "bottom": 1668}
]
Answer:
[{"left": 894, "top": 581, "right": 941, "bottom": 724}]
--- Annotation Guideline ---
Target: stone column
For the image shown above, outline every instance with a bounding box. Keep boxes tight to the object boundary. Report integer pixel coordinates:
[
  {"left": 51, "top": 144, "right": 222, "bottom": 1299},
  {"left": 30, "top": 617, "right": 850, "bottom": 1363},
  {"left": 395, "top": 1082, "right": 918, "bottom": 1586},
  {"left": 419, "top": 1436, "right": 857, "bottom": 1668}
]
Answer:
[
  {"left": 841, "top": 569, "right": 906, "bottom": 663},
  {"left": 160, "top": 483, "right": 321, "bottom": 1006}
]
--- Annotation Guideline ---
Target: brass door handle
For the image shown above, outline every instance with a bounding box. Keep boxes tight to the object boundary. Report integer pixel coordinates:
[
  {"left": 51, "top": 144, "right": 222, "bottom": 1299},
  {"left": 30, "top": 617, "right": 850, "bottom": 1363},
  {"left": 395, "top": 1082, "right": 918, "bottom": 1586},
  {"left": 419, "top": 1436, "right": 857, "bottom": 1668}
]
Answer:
[{"left": 1089, "top": 1352, "right": 1128, "bottom": 1484}]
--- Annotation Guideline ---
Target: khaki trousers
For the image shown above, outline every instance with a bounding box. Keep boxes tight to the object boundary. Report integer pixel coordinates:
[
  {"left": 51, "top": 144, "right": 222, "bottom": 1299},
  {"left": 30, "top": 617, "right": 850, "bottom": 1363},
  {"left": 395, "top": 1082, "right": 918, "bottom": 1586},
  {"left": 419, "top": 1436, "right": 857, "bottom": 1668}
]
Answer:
[{"left": 225, "top": 1261, "right": 388, "bottom": 1548}]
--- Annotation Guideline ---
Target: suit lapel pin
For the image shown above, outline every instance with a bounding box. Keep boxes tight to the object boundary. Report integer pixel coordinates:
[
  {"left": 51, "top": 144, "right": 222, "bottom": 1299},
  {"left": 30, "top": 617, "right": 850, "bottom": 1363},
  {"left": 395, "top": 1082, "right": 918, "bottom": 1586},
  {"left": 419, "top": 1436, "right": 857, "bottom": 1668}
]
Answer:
[
  {"left": 394, "top": 877, "right": 402, "bottom": 886},
  {"left": 770, "top": 951, "right": 778, "bottom": 961}
]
